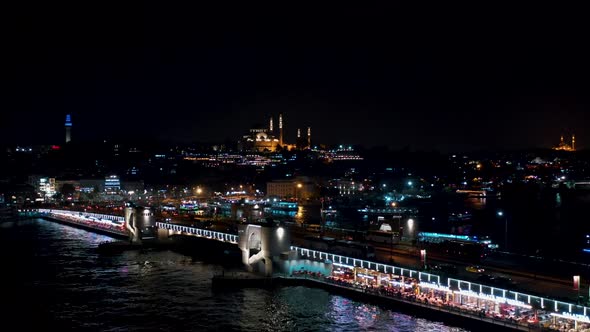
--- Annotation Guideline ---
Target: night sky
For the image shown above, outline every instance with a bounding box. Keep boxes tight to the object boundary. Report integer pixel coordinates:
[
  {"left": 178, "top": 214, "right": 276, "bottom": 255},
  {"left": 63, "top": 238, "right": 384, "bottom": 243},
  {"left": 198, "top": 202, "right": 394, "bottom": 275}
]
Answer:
[{"left": 1, "top": 5, "right": 589, "bottom": 152}]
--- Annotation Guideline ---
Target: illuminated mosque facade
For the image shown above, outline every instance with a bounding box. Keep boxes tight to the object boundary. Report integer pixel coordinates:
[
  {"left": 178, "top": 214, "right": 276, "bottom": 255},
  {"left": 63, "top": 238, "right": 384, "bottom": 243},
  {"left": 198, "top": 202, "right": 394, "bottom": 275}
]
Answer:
[
  {"left": 553, "top": 134, "right": 576, "bottom": 152},
  {"left": 238, "top": 113, "right": 311, "bottom": 152}
]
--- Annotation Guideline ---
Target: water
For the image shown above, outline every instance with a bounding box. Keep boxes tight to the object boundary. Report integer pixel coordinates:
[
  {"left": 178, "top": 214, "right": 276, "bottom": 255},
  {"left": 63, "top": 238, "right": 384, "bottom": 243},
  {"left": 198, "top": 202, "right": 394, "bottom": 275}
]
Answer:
[
  {"left": 459, "top": 187, "right": 590, "bottom": 259},
  {"left": 0, "top": 219, "right": 467, "bottom": 331}
]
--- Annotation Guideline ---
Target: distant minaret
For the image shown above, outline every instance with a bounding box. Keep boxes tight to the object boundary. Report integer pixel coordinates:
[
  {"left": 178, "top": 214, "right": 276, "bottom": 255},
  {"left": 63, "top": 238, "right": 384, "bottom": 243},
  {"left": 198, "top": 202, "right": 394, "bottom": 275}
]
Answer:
[
  {"left": 279, "top": 113, "right": 283, "bottom": 146},
  {"left": 269, "top": 116, "right": 274, "bottom": 132},
  {"left": 297, "top": 128, "right": 301, "bottom": 138},
  {"left": 307, "top": 127, "right": 311, "bottom": 148},
  {"left": 560, "top": 135, "right": 564, "bottom": 144},
  {"left": 65, "top": 114, "right": 72, "bottom": 143},
  {"left": 572, "top": 134, "right": 576, "bottom": 151}
]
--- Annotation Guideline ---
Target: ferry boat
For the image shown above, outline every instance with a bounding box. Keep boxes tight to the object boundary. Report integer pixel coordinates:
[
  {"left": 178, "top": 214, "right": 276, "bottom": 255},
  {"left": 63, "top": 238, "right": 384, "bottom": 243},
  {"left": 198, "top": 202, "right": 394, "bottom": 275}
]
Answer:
[
  {"left": 270, "top": 201, "right": 298, "bottom": 211},
  {"left": 264, "top": 200, "right": 298, "bottom": 217}
]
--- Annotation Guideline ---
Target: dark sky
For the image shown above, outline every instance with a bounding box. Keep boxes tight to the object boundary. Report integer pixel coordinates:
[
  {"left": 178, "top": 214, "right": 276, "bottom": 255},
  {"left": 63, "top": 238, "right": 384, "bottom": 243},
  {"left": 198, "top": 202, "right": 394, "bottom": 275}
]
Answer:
[{"left": 1, "top": 4, "right": 589, "bottom": 152}]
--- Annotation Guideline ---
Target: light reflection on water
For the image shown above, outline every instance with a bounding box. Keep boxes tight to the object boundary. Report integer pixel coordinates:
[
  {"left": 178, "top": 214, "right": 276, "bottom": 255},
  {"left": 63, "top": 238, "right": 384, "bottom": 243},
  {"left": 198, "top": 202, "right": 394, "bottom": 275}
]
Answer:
[{"left": 465, "top": 197, "right": 486, "bottom": 210}]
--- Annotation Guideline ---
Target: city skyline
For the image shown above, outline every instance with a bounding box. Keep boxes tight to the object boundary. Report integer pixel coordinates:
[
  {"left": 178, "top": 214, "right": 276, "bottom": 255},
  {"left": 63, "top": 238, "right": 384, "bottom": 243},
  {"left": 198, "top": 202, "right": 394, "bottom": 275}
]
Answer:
[{"left": 3, "top": 110, "right": 586, "bottom": 153}]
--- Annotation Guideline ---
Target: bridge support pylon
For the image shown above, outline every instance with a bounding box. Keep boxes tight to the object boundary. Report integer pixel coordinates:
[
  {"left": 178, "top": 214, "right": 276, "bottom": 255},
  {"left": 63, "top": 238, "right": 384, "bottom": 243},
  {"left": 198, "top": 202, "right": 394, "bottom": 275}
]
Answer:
[
  {"left": 124, "top": 203, "right": 156, "bottom": 244},
  {"left": 238, "top": 222, "right": 291, "bottom": 277}
]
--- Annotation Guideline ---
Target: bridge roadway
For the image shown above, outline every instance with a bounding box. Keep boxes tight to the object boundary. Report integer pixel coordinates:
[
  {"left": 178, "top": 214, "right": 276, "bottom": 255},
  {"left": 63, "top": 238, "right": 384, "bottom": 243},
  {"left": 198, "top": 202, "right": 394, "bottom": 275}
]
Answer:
[{"left": 32, "top": 209, "right": 590, "bottom": 329}]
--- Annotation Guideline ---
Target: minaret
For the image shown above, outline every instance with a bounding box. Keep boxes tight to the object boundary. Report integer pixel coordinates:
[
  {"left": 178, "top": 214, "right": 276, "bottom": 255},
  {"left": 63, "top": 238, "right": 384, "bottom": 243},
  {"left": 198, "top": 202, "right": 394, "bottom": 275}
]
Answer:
[
  {"left": 65, "top": 114, "right": 72, "bottom": 143},
  {"left": 307, "top": 127, "right": 311, "bottom": 148},
  {"left": 572, "top": 134, "right": 576, "bottom": 151},
  {"left": 279, "top": 113, "right": 283, "bottom": 146},
  {"left": 269, "top": 116, "right": 274, "bottom": 133},
  {"left": 560, "top": 135, "right": 564, "bottom": 144},
  {"left": 297, "top": 128, "right": 301, "bottom": 138}
]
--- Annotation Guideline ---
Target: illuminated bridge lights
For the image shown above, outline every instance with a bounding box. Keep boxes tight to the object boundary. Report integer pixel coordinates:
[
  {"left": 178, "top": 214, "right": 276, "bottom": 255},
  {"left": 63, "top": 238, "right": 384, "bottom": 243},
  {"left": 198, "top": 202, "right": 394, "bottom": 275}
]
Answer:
[
  {"left": 39, "top": 209, "right": 125, "bottom": 223},
  {"left": 293, "top": 245, "right": 590, "bottom": 323},
  {"left": 551, "top": 312, "right": 590, "bottom": 323},
  {"left": 38, "top": 209, "right": 126, "bottom": 235},
  {"left": 291, "top": 246, "right": 441, "bottom": 284},
  {"left": 155, "top": 222, "right": 238, "bottom": 244},
  {"left": 456, "top": 289, "right": 532, "bottom": 309}
]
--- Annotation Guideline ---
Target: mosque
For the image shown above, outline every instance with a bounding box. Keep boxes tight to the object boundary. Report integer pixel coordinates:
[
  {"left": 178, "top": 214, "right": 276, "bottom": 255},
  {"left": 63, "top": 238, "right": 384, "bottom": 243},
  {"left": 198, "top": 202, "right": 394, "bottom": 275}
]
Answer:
[
  {"left": 238, "top": 113, "right": 311, "bottom": 152},
  {"left": 553, "top": 134, "right": 576, "bottom": 151}
]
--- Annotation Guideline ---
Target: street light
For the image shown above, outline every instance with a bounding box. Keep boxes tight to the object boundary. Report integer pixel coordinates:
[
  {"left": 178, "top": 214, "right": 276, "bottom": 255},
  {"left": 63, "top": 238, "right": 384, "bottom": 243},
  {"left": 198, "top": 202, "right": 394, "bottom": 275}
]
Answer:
[
  {"left": 295, "top": 183, "right": 302, "bottom": 201},
  {"left": 497, "top": 210, "right": 507, "bottom": 251}
]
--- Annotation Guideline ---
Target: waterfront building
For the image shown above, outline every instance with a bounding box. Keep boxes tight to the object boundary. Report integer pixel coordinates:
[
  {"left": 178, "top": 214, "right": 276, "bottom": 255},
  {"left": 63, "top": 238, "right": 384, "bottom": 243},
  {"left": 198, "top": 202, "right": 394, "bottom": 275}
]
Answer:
[{"left": 266, "top": 177, "right": 316, "bottom": 200}]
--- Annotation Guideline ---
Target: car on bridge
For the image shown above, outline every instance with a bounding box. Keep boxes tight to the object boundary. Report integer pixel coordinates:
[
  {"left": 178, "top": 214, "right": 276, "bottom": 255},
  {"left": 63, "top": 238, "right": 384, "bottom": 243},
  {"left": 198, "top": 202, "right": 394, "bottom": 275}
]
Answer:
[
  {"left": 427, "top": 264, "right": 458, "bottom": 275},
  {"left": 465, "top": 265, "right": 485, "bottom": 273}
]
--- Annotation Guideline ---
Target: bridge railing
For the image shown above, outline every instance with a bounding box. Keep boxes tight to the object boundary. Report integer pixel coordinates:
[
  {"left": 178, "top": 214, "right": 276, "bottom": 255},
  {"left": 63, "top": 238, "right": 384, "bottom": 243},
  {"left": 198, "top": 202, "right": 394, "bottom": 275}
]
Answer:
[
  {"left": 291, "top": 246, "right": 440, "bottom": 284},
  {"left": 156, "top": 222, "right": 238, "bottom": 244}
]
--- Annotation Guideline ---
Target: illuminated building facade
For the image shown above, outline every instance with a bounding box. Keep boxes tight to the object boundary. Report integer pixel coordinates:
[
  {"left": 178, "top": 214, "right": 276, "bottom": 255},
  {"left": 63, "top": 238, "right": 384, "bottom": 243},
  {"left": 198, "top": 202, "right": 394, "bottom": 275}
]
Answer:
[
  {"left": 553, "top": 134, "right": 575, "bottom": 151},
  {"left": 39, "top": 177, "right": 56, "bottom": 198},
  {"left": 105, "top": 175, "right": 121, "bottom": 194}
]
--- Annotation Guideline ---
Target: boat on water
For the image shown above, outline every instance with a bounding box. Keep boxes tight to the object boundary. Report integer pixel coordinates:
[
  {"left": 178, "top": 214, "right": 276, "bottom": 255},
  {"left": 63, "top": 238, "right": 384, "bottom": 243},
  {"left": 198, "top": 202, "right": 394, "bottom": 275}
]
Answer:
[{"left": 263, "top": 200, "right": 298, "bottom": 216}]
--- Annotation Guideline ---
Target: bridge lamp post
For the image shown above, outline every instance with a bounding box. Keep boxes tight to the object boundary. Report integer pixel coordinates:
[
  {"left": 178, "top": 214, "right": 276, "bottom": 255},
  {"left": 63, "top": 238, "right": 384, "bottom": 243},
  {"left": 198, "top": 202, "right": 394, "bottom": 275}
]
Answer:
[
  {"left": 196, "top": 187, "right": 203, "bottom": 202},
  {"left": 497, "top": 210, "right": 508, "bottom": 251},
  {"left": 407, "top": 218, "right": 414, "bottom": 240}
]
